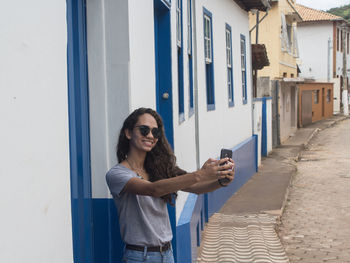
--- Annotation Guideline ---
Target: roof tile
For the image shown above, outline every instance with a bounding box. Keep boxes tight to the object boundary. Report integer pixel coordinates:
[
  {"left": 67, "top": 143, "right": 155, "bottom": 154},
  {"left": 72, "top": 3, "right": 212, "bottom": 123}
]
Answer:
[{"left": 295, "top": 3, "right": 343, "bottom": 22}]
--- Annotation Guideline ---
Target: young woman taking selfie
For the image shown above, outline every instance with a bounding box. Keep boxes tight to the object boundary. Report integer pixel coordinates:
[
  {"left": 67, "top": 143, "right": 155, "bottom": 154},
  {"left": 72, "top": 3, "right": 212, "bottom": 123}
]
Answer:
[{"left": 106, "top": 108, "right": 235, "bottom": 263}]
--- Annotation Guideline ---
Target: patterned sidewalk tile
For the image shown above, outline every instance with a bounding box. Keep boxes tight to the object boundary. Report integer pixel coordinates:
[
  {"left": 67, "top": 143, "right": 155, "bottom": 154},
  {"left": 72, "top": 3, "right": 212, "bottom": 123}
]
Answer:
[{"left": 197, "top": 213, "right": 289, "bottom": 263}]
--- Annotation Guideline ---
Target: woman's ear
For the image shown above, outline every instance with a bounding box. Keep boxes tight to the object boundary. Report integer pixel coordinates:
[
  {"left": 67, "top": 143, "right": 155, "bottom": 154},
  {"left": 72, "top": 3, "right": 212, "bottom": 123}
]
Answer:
[{"left": 125, "top": 129, "right": 132, "bottom": 140}]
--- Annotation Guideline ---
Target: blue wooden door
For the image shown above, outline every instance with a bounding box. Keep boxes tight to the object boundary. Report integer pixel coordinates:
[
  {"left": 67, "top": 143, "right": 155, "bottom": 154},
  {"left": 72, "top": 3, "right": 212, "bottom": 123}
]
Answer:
[{"left": 153, "top": 0, "right": 177, "bottom": 261}]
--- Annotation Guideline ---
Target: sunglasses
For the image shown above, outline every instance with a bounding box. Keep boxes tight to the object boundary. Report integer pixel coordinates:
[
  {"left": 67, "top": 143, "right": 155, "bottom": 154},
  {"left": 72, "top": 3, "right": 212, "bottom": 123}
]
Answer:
[{"left": 135, "top": 125, "right": 162, "bottom": 139}]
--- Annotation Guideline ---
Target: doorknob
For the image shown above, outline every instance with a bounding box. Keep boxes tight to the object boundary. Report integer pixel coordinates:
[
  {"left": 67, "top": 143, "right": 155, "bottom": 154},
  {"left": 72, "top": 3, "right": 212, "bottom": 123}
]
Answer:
[{"left": 162, "top": 92, "right": 170, "bottom": 99}]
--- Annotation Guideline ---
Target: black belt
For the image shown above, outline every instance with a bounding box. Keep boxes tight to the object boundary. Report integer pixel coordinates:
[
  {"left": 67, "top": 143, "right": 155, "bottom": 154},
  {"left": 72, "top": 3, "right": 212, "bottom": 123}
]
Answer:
[{"left": 126, "top": 242, "right": 171, "bottom": 252}]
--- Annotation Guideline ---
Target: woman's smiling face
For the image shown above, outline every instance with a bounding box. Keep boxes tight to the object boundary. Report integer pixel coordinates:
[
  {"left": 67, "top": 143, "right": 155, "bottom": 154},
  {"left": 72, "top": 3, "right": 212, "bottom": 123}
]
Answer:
[{"left": 126, "top": 113, "right": 159, "bottom": 153}]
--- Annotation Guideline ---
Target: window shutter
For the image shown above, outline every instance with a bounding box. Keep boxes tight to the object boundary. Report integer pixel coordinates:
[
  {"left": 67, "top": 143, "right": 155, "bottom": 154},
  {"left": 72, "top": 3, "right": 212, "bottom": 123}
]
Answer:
[
  {"left": 281, "top": 14, "right": 289, "bottom": 52},
  {"left": 293, "top": 25, "right": 299, "bottom": 57}
]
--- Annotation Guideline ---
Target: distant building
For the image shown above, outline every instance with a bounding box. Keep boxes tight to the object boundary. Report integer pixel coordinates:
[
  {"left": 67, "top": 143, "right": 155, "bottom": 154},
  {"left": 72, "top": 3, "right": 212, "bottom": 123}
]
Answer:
[
  {"left": 295, "top": 3, "right": 349, "bottom": 114},
  {"left": 249, "top": 0, "right": 302, "bottom": 144}
]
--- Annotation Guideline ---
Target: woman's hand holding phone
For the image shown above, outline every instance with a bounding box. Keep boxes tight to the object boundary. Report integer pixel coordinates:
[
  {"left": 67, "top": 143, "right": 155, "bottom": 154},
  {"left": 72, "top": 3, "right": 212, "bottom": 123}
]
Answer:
[{"left": 217, "top": 158, "right": 235, "bottom": 186}]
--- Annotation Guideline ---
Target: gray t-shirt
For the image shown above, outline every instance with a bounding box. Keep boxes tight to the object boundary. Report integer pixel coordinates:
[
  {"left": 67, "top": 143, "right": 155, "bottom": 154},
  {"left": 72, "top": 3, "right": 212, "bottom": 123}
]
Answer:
[{"left": 106, "top": 164, "right": 172, "bottom": 246}]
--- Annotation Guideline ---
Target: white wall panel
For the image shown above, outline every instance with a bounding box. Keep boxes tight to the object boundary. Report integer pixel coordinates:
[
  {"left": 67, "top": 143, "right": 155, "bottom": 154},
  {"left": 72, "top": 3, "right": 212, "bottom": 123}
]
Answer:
[
  {"left": 0, "top": 1, "right": 73, "bottom": 262},
  {"left": 253, "top": 101, "right": 262, "bottom": 166},
  {"left": 298, "top": 22, "right": 333, "bottom": 81},
  {"left": 129, "top": 0, "right": 157, "bottom": 110},
  {"left": 87, "top": 0, "right": 131, "bottom": 198},
  {"left": 266, "top": 99, "right": 273, "bottom": 154}
]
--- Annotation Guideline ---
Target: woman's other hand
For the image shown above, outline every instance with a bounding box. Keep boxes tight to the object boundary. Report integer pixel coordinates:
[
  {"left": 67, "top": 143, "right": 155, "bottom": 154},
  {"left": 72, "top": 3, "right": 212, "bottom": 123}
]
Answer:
[
  {"left": 199, "top": 158, "right": 235, "bottom": 182},
  {"left": 217, "top": 158, "right": 235, "bottom": 186}
]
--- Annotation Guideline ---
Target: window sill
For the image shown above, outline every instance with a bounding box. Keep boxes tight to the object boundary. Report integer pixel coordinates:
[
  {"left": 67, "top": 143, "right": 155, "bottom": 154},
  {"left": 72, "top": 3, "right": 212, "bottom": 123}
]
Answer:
[
  {"left": 189, "top": 107, "right": 194, "bottom": 118},
  {"left": 179, "top": 112, "right": 185, "bottom": 124},
  {"left": 207, "top": 104, "right": 215, "bottom": 111}
]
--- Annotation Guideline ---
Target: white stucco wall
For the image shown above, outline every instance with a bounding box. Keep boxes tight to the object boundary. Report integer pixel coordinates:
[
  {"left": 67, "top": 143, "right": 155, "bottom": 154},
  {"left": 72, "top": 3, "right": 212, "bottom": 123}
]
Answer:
[
  {"left": 173, "top": 0, "right": 253, "bottom": 220},
  {"left": 128, "top": 0, "right": 157, "bottom": 109},
  {"left": 335, "top": 25, "right": 350, "bottom": 79},
  {"left": 87, "top": 0, "right": 132, "bottom": 199},
  {"left": 298, "top": 22, "right": 333, "bottom": 81},
  {"left": 0, "top": 1, "right": 73, "bottom": 262},
  {"left": 279, "top": 84, "right": 297, "bottom": 143},
  {"left": 266, "top": 99, "right": 273, "bottom": 154},
  {"left": 333, "top": 77, "right": 341, "bottom": 114},
  {"left": 195, "top": 0, "right": 253, "bottom": 161},
  {"left": 253, "top": 101, "right": 262, "bottom": 166}
]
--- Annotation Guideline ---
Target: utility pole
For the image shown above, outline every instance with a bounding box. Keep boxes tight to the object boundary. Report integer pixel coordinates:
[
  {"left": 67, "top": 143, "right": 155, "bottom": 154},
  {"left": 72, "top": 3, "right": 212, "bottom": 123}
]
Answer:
[{"left": 342, "top": 26, "right": 349, "bottom": 115}]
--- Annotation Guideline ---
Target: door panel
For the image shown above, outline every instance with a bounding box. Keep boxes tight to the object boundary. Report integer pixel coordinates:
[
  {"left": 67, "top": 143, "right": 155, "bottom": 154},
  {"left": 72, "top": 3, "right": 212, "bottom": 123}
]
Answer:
[{"left": 301, "top": 90, "right": 312, "bottom": 126}]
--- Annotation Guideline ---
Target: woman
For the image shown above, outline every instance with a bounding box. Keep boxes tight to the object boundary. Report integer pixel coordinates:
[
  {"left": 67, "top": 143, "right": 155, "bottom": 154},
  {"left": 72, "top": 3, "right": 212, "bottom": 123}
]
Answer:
[{"left": 106, "top": 108, "right": 235, "bottom": 263}]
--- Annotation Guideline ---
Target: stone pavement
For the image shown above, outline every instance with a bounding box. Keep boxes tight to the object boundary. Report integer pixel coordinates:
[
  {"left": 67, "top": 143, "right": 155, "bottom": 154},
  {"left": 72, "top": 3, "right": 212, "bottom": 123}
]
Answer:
[
  {"left": 278, "top": 118, "right": 350, "bottom": 263},
  {"left": 197, "top": 115, "right": 349, "bottom": 263}
]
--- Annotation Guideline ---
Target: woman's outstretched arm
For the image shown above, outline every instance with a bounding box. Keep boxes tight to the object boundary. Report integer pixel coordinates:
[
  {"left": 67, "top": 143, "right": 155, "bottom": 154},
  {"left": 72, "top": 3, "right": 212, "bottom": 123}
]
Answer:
[
  {"left": 182, "top": 159, "right": 235, "bottom": 194},
  {"left": 121, "top": 158, "right": 232, "bottom": 197}
]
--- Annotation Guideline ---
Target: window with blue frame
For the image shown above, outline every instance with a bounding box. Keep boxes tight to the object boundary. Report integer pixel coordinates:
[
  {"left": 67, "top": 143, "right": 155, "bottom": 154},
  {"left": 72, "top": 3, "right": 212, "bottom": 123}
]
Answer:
[
  {"left": 177, "top": 0, "right": 184, "bottom": 121},
  {"left": 203, "top": 8, "right": 215, "bottom": 110},
  {"left": 240, "top": 34, "right": 247, "bottom": 104},
  {"left": 187, "top": 0, "right": 194, "bottom": 115},
  {"left": 225, "top": 24, "right": 234, "bottom": 107}
]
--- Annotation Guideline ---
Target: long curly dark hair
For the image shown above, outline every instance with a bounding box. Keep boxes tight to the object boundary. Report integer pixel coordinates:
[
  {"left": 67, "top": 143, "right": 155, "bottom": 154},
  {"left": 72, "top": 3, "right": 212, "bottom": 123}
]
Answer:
[{"left": 117, "top": 108, "right": 186, "bottom": 204}]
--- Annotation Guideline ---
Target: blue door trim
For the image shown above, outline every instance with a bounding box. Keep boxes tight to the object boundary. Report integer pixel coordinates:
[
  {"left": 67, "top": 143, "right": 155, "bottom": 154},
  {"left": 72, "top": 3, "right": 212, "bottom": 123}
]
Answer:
[
  {"left": 66, "top": 0, "right": 94, "bottom": 262},
  {"left": 153, "top": 1, "right": 177, "bottom": 261}
]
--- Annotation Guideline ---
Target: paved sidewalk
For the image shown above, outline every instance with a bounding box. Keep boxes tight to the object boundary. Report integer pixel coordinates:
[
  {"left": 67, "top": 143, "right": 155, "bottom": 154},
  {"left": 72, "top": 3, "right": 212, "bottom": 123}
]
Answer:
[{"left": 197, "top": 115, "right": 348, "bottom": 263}]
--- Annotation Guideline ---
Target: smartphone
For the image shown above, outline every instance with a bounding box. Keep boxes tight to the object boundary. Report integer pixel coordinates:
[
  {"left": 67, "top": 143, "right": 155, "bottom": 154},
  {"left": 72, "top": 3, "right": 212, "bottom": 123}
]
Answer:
[
  {"left": 219, "top": 149, "right": 233, "bottom": 184},
  {"left": 220, "top": 149, "right": 232, "bottom": 165}
]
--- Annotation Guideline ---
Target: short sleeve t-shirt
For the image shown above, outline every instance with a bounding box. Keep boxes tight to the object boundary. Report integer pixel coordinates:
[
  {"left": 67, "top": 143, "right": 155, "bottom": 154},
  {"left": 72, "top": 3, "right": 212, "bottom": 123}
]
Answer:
[{"left": 106, "top": 164, "right": 172, "bottom": 246}]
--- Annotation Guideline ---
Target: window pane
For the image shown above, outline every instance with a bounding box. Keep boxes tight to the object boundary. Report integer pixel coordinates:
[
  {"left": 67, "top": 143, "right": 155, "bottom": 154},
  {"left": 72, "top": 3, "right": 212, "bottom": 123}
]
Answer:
[{"left": 228, "top": 68, "right": 232, "bottom": 102}]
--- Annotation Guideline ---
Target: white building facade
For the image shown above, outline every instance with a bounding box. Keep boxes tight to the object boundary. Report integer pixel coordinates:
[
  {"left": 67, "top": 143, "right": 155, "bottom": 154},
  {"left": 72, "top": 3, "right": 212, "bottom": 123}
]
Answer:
[
  {"left": 296, "top": 4, "right": 350, "bottom": 114},
  {"left": 1, "top": 0, "right": 269, "bottom": 262}
]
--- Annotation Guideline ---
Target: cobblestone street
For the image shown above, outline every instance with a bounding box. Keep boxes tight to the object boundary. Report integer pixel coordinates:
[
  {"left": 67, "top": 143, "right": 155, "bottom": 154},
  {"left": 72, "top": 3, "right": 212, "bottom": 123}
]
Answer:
[{"left": 278, "top": 119, "right": 350, "bottom": 262}]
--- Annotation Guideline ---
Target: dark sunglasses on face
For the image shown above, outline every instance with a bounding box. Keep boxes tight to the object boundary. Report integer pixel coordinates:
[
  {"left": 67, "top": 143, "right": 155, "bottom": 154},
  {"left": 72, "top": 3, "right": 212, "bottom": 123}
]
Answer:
[{"left": 135, "top": 125, "right": 161, "bottom": 139}]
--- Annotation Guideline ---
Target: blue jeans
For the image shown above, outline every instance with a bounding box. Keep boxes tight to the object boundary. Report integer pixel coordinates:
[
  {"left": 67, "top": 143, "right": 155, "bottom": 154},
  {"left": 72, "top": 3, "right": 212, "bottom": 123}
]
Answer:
[{"left": 122, "top": 247, "right": 174, "bottom": 263}]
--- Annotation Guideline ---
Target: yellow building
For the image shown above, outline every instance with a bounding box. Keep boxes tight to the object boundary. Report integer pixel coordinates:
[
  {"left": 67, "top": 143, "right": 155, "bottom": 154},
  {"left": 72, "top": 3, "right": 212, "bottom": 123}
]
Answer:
[
  {"left": 249, "top": 0, "right": 302, "bottom": 144},
  {"left": 250, "top": 0, "right": 301, "bottom": 79}
]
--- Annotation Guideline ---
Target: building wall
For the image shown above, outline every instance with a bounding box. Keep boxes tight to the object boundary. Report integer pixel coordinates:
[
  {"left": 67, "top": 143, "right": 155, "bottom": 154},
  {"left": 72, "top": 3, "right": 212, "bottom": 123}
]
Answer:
[
  {"left": 195, "top": 0, "right": 253, "bottom": 160},
  {"left": 0, "top": 1, "right": 73, "bottom": 262},
  {"left": 298, "top": 22, "right": 333, "bottom": 81},
  {"left": 297, "top": 21, "right": 343, "bottom": 114},
  {"left": 266, "top": 98, "right": 273, "bottom": 154},
  {"left": 129, "top": 0, "right": 157, "bottom": 109},
  {"left": 87, "top": 0, "right": 132, "bottom": 200},
  {"left": 250, "top": 0, "right": 298, "bottom": 79},
  {"left": 279, "top": 83, "right": 298, "bottom": 143},
  {"left": 333, "top": 77, "right": 341, "bottom": 113},
  {"left": 253, "top": 100, "right": 263, "bottom": 166},
  {"left": 298, "top": 83, "right": 334, "bottom": 125},
  {"left": 335, "top": 22, "right": 350, "bottom": 78},
  {"left": 174, "top": 0, "right": 254, "bottom": 219},
  {"left": 249, "top": 4, "right": 281, "bottom": 79}
]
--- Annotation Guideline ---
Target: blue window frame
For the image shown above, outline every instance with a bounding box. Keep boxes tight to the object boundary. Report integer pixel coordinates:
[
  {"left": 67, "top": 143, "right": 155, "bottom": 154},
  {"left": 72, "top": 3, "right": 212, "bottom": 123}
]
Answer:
[
  {"left": 203, "top": 8, "right": 215, "bottom": 111},
  {"left": 177, "top": 0, "right": 185, "bottom": 122},
  {"left": 225, "top": 24, "right": 234, "bottom": 107},
  {"left": 187, "top": 0, "right": 194, "bottom": 116},
  {"left": 240, "top": 34, "right": 247, "bottom": 104}
]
